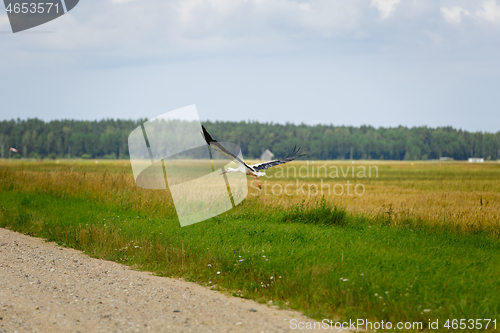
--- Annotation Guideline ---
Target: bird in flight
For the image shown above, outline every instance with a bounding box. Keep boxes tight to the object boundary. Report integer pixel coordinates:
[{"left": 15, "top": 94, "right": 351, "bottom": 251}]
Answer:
[{"left": 201, "top": 125, "right": 305, "bottom": 189}]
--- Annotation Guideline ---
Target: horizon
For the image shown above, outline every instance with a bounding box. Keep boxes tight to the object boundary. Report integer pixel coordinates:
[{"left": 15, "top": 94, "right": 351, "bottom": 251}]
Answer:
[
  {"left": 2, "top": 117, "right": 498, "bottom": 161},
  {"left": 2, "top": 117, "right": 499, "bottom": 134}
]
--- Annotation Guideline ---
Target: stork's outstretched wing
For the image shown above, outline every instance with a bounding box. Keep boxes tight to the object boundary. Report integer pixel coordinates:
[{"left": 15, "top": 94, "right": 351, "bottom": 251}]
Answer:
[
  {"left": 201, "top": 125, "right": 250, "bottom": 168},
  {"left": 250, "top": 146, "right": 306, "bottom": 171}
]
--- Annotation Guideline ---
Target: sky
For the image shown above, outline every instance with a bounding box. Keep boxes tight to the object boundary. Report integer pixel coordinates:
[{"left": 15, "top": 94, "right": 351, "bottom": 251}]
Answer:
[{"left": 0, "top": 0, "right": 499, "bottom": 132}]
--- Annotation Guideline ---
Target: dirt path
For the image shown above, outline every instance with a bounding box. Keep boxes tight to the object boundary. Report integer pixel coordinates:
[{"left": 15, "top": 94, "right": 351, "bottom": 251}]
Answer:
[{"left": 0, "top": 228, "right": 349, "bottom": 333}]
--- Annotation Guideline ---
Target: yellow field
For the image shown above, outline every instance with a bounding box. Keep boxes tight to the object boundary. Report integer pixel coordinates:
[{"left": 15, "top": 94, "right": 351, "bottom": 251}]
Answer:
[
  {"left": 2, "top": 159, "right": 499, "bottom": 236},
  {"left": 255, "top": 160, "right": 500, "bottom": 235}
]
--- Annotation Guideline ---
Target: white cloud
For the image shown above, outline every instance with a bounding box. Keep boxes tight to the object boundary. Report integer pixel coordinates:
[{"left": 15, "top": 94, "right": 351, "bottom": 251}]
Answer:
[
  {"left": 370, "top": 0, "right": 400, "bottom": 20},
  {"left": 175, "top": 0, "right": 365, "bottom": 36},
  {"left": 2, "top": 0, "right": 500, "bottom": 67},
  {"left": 0, "top": 0, "right": 368, "bottom": 64},
  {"left": 476, "top": 0, "right": 500, "bottom": 23},
  {"left": 441, "top": 6, "right": 470, "bottom": 25},
  {"left": 0, "top": 15, "right": 9, "bottom": 28}
]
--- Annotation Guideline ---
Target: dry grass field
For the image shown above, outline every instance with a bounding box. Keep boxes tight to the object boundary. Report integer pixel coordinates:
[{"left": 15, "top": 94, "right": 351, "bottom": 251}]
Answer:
[
  {"left": 253, "top": 160, "right": 500, "bottom": 237},
  {"left": 2, "top": 159, "right": 498, "bottom": 236}
]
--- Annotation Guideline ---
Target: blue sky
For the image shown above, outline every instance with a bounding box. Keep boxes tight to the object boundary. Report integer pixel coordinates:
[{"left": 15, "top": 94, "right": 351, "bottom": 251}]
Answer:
[{"left": 0, "top": 0, "right": 499, "bottom": 132}]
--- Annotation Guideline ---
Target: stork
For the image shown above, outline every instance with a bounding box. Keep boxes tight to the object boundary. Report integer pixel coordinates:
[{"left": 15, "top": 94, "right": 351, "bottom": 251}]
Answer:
[{"left": 201, "top": 125, "right": 305, "bottom": 189}]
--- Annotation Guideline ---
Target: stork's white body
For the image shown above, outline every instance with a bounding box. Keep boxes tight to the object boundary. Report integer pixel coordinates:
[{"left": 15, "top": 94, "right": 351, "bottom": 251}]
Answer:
[{"left": 224, "top": 164, "right": 266, "bottom": 177}]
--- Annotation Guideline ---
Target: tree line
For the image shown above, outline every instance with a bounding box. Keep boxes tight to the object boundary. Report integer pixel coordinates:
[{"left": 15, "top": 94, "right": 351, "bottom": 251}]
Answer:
[{"left": 1, "top": 118, "right": 499, "bottom": 160}]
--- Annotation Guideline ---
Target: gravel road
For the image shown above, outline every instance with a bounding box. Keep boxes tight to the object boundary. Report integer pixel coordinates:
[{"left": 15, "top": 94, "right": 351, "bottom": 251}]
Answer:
[{"left": 0, "top": 228, "right": 350, "bottom": 333}]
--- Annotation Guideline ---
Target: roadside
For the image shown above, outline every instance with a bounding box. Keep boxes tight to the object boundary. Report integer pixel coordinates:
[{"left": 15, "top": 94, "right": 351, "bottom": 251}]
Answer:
[{"left": 0, "top": 228, "right": 348, "bottom": 333}]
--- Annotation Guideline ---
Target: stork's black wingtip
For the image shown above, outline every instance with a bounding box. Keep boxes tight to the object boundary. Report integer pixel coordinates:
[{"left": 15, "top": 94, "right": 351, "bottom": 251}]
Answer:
[{"left": 201, "top": 125, "right": 215, "bottom": 143}]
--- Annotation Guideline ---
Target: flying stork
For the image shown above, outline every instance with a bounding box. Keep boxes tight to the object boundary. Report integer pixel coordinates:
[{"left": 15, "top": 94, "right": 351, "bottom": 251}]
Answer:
[{"left": 201, "top": 125, "right": 305, "bottom": 189}]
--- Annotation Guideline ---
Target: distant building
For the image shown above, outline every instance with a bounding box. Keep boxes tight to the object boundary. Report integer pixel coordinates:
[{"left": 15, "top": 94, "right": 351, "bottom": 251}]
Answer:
[
  {"left": 260, "top": 149, "right": 274, "bottom": 161},
  {"left": 468, "top": 158, "right": 484, "bottom": 163},
  {"left": 439, "top": 157, "right": 453, "bottom": 161}
]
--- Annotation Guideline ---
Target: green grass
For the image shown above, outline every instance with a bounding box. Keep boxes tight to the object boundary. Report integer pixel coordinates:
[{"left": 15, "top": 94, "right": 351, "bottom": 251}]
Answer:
[{"left": 0, "top": 189, "right": 499, "bottom": 332}]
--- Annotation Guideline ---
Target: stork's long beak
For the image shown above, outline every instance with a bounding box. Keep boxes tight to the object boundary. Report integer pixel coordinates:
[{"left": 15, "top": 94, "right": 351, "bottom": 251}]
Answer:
[{"left": 220, "top": 170, "right": 228, "bottom": 175}]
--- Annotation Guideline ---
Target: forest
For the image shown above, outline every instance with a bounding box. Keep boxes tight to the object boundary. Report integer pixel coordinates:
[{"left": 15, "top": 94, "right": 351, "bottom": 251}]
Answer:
[{"left": 0, "top": 118, "right": 499, "bottom": 161}]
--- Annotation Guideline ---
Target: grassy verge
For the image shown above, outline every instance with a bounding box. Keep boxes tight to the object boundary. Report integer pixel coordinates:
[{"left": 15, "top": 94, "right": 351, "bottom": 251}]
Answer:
[{"left": 0, "top": 189, "right": 499, "bottom": 332}]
